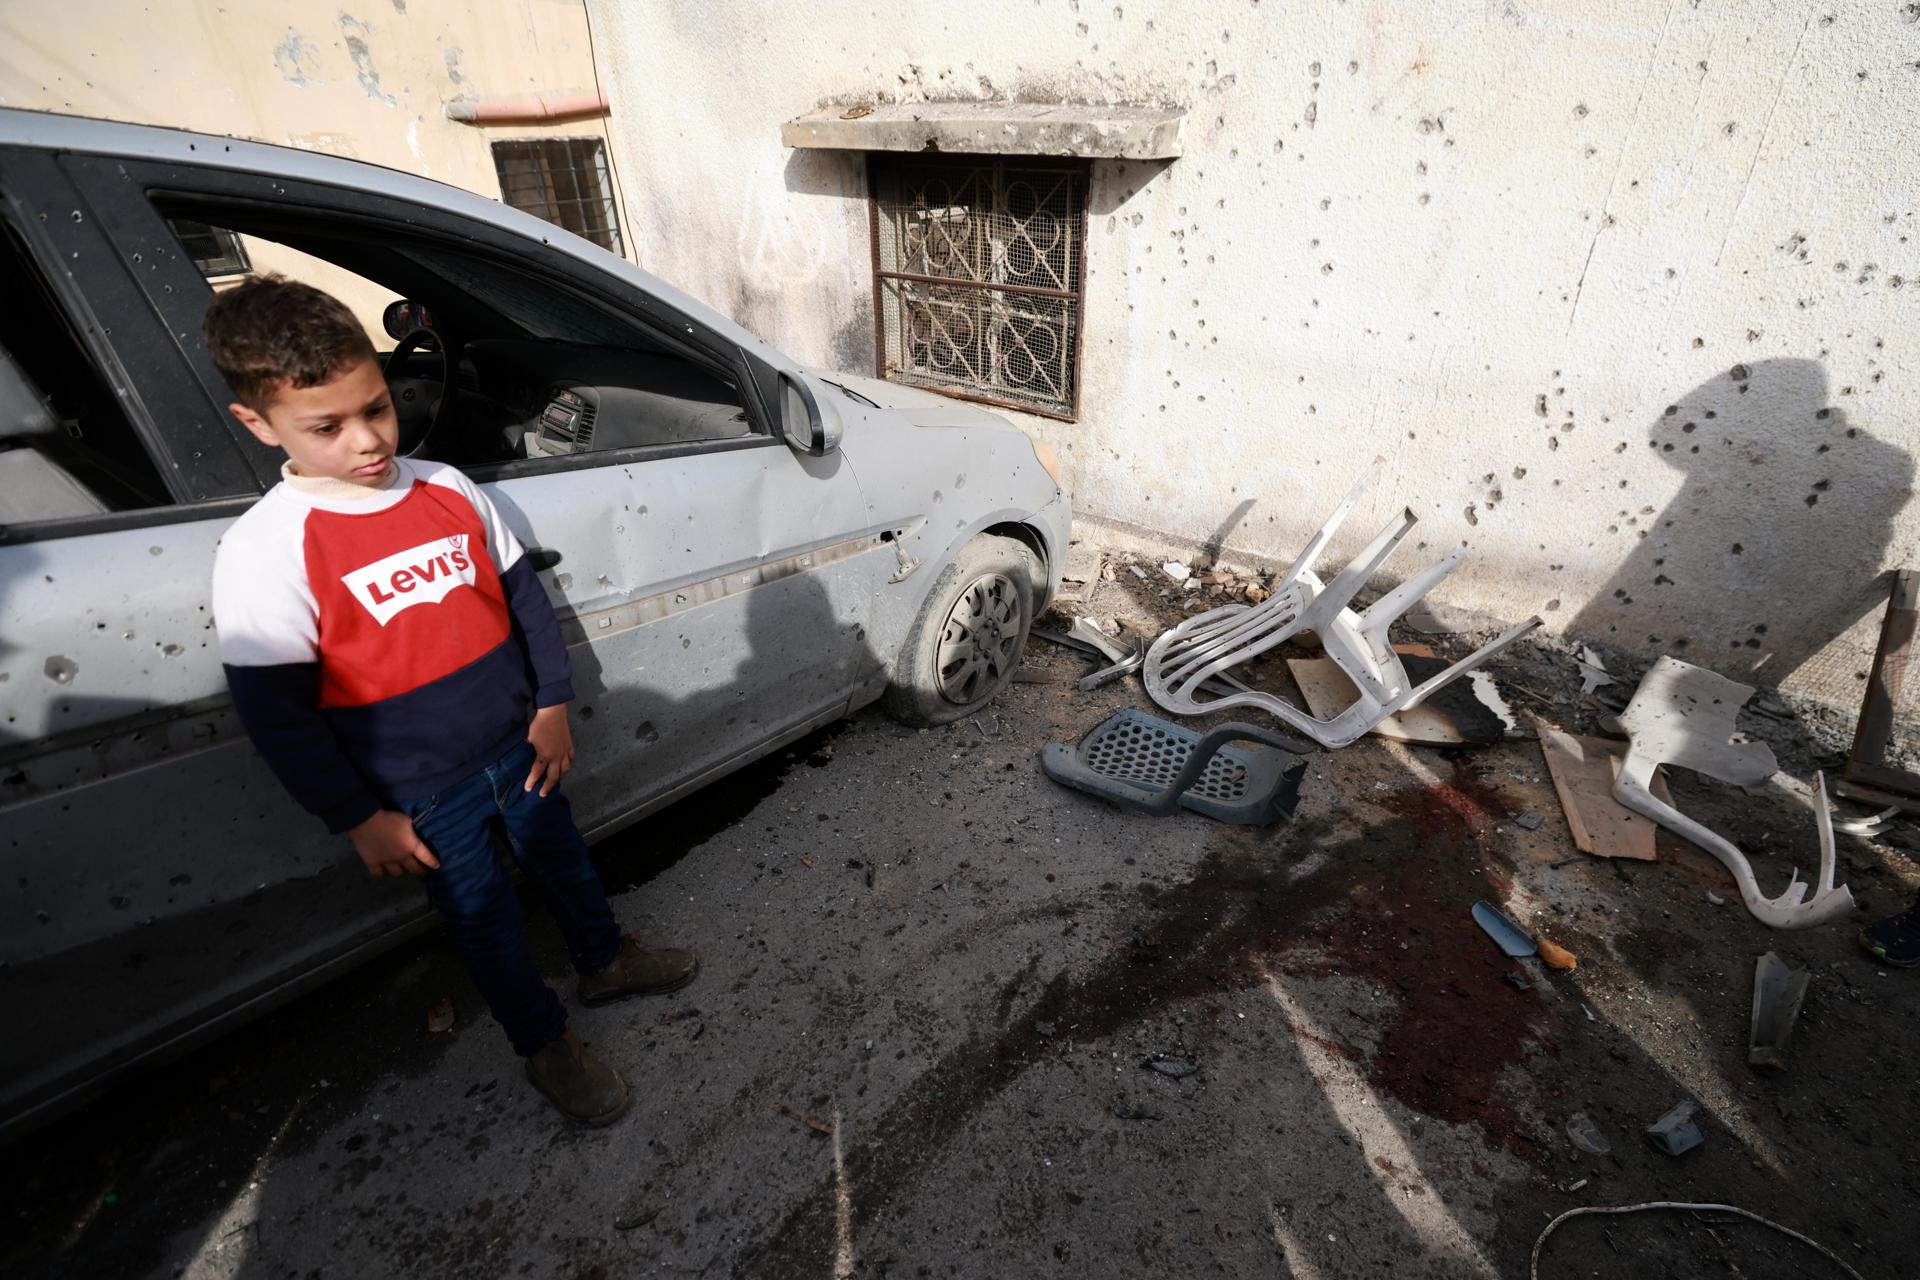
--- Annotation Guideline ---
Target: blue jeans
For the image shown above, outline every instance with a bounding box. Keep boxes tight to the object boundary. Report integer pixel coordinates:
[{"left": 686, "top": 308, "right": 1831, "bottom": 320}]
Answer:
[{"left": 401, "top": 741, "right": 621, "bottom": 1057}]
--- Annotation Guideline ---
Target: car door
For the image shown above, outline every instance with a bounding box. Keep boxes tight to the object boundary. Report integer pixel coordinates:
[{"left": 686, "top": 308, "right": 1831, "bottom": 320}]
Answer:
[
  {"left": 0, "top": 148, "right": 440, "bottom": 1139},
  {"left": 94, "top": 151, "right": 897, "bottom": 840}
]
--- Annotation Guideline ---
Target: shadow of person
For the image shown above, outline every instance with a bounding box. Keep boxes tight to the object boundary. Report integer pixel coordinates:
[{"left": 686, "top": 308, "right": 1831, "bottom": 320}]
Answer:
[{"left": 1569, "top": 358, "right": 1911, "bottom": 698}]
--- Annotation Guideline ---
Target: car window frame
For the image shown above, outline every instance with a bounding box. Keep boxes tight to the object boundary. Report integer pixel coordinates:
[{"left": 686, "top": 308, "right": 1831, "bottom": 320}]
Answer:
[
  {"left": 0, "top": 149, "right": 275, "bottom": 545},
  {"left": 100, "top": 157, "right": 787, "bottom": 483}
]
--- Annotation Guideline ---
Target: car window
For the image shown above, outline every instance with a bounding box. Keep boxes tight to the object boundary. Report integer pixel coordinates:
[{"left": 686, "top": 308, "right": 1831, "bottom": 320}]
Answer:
[
  {"left": 0, "top": 222, "right": 172, "bottom": 526},
  {"left": 389, "top": 242, "right": 648, "bottom": 348},
  {"left": 157, "top": 204, "right": 758, "bottom": 473},
  {"left": 171, "top": 220, "right": 404, "bottom": 346}
]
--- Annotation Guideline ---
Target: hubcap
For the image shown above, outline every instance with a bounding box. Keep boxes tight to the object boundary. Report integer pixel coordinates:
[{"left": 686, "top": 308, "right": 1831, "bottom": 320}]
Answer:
[{"left": 935, "top": 572, "right": 1021, "bottom": 705}]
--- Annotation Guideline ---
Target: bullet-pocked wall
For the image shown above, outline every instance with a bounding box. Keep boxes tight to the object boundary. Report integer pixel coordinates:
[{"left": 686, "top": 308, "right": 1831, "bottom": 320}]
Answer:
[
  {"left": 589, "top": 0, "right": 1918, "bottom": 708},
  {"left": 0, "top": 0, "right": 625, "bottom": 333}
]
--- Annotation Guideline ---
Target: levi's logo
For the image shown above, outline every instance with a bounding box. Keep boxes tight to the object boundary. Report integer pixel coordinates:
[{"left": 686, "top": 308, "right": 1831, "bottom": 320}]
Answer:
[{"left": 340, "top": 534, "right": 479, "bottom": 626}]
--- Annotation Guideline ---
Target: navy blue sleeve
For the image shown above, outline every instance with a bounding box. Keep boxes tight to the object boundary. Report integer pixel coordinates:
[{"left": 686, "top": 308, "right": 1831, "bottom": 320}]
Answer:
[
  {"left": 499, "top": 558, "right": 574, "bottom": 708},
  {"left": 224, "top": 662, "right": 383, "bottom": 834}
]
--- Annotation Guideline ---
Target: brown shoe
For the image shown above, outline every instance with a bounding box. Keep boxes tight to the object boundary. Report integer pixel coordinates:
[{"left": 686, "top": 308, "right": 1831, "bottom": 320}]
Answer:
[
  {"left": 577, "top": 934, "right": 701, "bottom": 1006},
  {"left": 525, "top": 1030, "right": 630, "bottom": 1127}
]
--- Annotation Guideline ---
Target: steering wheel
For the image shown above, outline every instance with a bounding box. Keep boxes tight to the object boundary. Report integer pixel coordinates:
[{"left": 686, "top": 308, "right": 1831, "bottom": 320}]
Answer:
[{"left": 384, "top": 325, "right": 462, "bottom": 458}]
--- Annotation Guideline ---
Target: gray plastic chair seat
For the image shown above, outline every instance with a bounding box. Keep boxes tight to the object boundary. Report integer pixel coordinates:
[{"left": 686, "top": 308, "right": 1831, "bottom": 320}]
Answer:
[{"left": 1041, "top": 709, "right": 1310, "bottom": 825}]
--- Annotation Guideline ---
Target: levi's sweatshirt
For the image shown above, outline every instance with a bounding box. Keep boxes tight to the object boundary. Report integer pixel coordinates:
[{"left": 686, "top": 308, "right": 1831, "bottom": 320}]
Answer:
[{"left": 212, "top": 458, "right": 573, "bottom": 833}]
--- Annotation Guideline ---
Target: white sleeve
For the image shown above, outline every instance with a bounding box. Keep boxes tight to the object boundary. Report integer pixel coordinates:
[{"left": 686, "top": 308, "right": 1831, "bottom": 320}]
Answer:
[
  {"left": 212, "top": 502, "right": 321, "bottom": 667},
  {"left": 422, "top": 463, "right": 524, "bottom": 574}
]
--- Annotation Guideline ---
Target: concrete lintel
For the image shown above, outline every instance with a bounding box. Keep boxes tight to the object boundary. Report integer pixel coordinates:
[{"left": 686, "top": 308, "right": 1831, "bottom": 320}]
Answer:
[{"left": 781, "top": 101, "right": 1186, "bottom": 160}]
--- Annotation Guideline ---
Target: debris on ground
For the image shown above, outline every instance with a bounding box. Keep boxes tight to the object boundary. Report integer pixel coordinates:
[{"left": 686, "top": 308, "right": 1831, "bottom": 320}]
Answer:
[
  {"left": 1565, "top": 1111, "right": 1611, "bottom": 1156},
  {"left": 1644, "top": 1100, "right": 1704, "bottom": 1155},
  {"left": 1613, "top": 656, "right": 1854, "bottom": 928},
  {"left": 1141, "top": 1053, "right": 1197, "bottom": 1079},
  {"left": 1286, "top": 655, "right": 1510, "bottom": 746},
  {"left": 1472, "top": 901, "right": 1537, "bottom": 958},
  {"left": 1575, "top": 645, "right": 1614, "bottom": 698},
  {"left": 1161, "top": 561, "right": 1191, "bottom": 584},
  {"left": 1748, "top": 951, "right": 1811, "bottom": 1071},
  {"left": 1833, "top": 804, "right": 1900, "bottom": 836},
  {"left": 1535, "top": 724, "right": 1664, "bottom": 861},
  {"left": 424, "top": 996, "right": 454, "bottom": 1034},
  {"left": 1040, "top": 709, "right": 1308, "bottom": 824},
  {"left": 1514, "top": 810, "right": 1544, "bottom": 830},
  {"left": 613, "top": 1204, "right": 665, "bottom": 1231},
  {"left": 1535, "top": 937, "right": 1578, "bottom": 972},
  {"left": 769, "top": 1102, "right": 835, "bottom": 1136}
]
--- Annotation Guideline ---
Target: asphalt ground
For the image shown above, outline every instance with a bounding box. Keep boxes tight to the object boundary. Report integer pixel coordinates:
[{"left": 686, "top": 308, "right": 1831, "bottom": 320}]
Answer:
[{"left": 6, "top": 600, "right": 1918, "bottom": 1279}]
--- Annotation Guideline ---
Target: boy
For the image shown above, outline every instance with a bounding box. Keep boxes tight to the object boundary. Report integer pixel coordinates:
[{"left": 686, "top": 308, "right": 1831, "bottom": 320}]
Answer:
[{"left": 206, "top": 275, "right": 696, "bottom": 1126}]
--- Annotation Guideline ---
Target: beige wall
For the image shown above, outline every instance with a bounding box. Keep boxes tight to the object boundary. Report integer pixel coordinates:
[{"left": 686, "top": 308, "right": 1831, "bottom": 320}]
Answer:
[
  {"left": 590, "top": 0, "right": 1919, "bottom": 710},
  {"left": 0, "top": 0, "right": 628, "bottom": 334}
]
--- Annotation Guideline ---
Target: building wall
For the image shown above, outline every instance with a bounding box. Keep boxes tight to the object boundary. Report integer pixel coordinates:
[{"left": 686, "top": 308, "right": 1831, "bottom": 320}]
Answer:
[
  {"left": 590, "top": 0, "right": 1918, "bottom": 706},
  {"left": 0, "top": 0, "right": 625, "bottom": 332}
]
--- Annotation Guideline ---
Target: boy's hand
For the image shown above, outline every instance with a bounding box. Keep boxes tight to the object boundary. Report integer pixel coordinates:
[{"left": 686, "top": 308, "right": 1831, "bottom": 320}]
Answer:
[
  {"left": 525, "top": 704, "right": 575, "bottom": 797},
  {"left": 347, "top": 810, "right": 439, "bottom": 877}
]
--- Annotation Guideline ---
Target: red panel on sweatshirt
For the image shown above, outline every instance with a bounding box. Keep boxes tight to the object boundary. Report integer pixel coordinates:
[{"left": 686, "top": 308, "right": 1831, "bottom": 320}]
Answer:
[{"left": 300, "top": 481, "right": 512, "bottom": 709}]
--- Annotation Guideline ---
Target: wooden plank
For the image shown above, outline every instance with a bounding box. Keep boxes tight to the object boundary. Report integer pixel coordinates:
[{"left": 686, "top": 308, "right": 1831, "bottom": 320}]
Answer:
[
  {"left": 1846, "top": 569, "right": 1918, "bottom": 776},
  {"left": 1535, "top": 725, "right": 1669, "bottom": 861},
  {"left": 1286, "top": 656, "right": 1499, "bottom": 746}
]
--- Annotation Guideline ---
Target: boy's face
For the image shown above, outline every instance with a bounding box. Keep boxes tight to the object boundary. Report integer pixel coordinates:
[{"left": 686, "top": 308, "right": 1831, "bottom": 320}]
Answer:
[{"left": 229, "top": 357, "right": 398, "bottom": 487}]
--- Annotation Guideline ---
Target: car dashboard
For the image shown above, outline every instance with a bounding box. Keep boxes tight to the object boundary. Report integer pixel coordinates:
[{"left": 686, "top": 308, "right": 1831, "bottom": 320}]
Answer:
[{"left": 462, "top": 339, "right": 755, "bottom": 459}]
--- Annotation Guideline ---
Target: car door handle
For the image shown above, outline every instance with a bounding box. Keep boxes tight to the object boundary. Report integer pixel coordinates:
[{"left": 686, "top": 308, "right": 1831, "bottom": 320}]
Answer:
[{"left": 525, "top": 547, "right": 563, "bottom": 570}]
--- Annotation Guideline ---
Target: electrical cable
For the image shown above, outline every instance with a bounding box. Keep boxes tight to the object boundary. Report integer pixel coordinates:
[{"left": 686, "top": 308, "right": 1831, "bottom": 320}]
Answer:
[
  {"left": 1531, "top": 1201, "right": 1865, "bottom": 1280},
  {"left": 578, "top": 0, "right": 637, "bottom": 263}
]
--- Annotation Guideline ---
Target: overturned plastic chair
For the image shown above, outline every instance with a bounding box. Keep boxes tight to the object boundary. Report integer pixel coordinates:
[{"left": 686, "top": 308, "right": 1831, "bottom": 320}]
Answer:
[
  {"left": 1041, "top": 709, "right": 1311, "bottom": 824},
  {"left": 1144, "top": 460, "right": 1542, "bottom": 748}
]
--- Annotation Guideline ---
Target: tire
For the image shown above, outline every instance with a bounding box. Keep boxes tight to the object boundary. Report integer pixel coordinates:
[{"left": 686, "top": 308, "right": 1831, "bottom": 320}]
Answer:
[{"left": 882, "top": 534, "right": 1037, "bottom": 727}]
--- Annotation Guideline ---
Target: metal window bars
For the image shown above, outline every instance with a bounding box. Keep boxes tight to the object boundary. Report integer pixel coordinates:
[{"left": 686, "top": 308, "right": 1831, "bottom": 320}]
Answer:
[
  {"left": 870, "top": 156, "right": 1087, "bottom": 419},
  {"left": 490, "top": 139, "right": 624, "bottom": 257}
]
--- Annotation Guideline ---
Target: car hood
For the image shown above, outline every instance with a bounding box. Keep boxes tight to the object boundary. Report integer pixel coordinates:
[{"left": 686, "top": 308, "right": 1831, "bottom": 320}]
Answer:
[{"left": 806, "top": 368, "right": 1009, "bottom": 430}]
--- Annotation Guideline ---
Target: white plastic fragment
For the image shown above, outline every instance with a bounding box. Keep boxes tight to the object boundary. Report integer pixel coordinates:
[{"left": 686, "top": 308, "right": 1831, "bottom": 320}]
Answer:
[
  {"left": 1142, "top": 459, "right": 1542, "bottom": 748},
  {"left": 1833, "top": 805, "right": 1899, "bottom": 836},
  {"left": 1162, "top": 561, "right": 1191, "bottom": 584},
  {"left": 1611, "top": 656, "right": 1855, "bottom": 930},
  {"left": 1576, "top": 645, "right": 1613, "bottom": 697}
]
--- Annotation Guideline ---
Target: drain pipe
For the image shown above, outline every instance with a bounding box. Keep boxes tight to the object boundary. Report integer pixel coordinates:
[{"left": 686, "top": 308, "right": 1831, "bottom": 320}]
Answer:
[{"left": 445, "top": 93, "right": 610, "bottom": 125}]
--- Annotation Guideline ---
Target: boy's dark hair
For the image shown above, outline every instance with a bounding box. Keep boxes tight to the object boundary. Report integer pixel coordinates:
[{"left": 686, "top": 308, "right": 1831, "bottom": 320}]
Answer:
[{"left": 202, "top": 274, "right": 376, "bottom": 411}]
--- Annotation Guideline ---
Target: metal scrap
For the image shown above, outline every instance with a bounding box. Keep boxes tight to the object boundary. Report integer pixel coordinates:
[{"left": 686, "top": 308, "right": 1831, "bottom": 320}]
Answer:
[
  {"left": 1748, "top": 951, "right": 1811, "bottom": 1071},
  {"left": 1644, "top": 1100, "right": 1703, "bottom": 1156}
]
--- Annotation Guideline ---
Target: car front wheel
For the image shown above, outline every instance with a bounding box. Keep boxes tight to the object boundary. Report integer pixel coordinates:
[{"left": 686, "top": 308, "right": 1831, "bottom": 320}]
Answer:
[{"left": 882, "top": 534, "right": 1036, "bottom": 727}]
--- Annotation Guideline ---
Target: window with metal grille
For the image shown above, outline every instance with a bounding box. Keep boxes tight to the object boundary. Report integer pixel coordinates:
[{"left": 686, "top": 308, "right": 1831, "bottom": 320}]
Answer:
[
  {"left": 490, "top": 138, "right": 624, "bottom": 256},
  {"left": 170, "top": 219, "right": 250, "bottom": 278},
  {"left": 869, "top": 155, "right": 1087, "bottom": 420}
]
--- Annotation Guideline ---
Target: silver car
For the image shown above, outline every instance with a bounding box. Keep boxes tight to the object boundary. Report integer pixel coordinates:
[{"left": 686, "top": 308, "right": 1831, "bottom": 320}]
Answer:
[{"left": 0, "top": 109, "right": 1068, "bottom": 1138}]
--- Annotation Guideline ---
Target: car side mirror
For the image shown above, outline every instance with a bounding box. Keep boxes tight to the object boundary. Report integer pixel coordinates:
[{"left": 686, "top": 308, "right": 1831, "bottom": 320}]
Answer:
[
  {"left": 381, "top": 299, "right": 436, "bottom": 341},
  {"left": 778, "top": 372, "right": 842, "bottom": 456}
]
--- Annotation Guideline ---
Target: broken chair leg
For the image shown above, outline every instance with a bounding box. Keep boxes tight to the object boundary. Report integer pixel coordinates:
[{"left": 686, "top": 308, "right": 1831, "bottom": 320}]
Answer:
[
  {"left": 1612, "top": 656, "right": 1855, "bottom": 930},
  {"left": 1143, "top": 458, "right": 1541, "bottom": 748}
]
